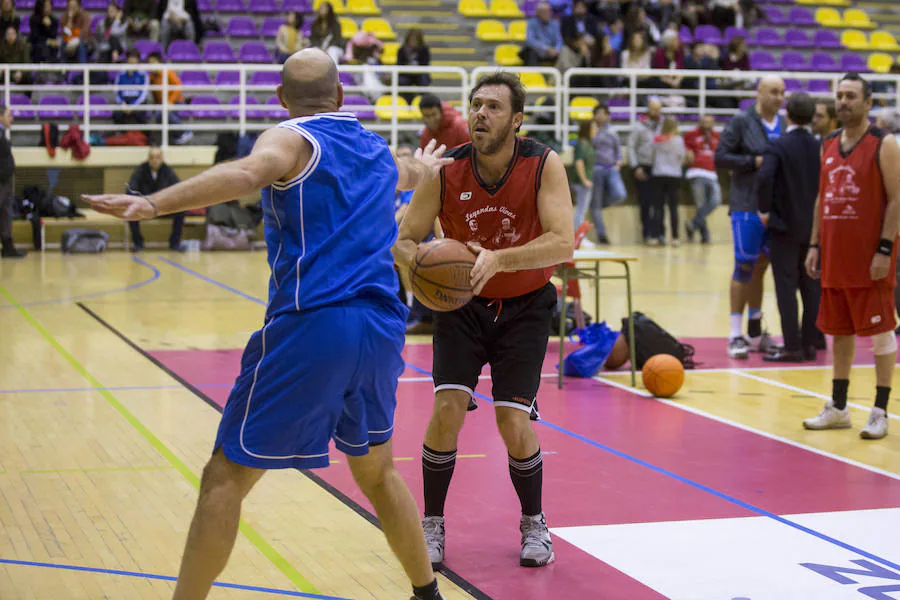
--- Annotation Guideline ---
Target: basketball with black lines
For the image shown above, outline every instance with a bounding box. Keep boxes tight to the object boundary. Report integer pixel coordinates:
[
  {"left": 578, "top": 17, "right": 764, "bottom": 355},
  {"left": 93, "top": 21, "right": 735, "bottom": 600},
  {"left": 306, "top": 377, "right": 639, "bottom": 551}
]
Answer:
[
  {"left": 641, "top": 354, "right": 685, "bottom": 398},
  {"left": 410, "top": 239, "right": 476, "bottom": 312}
]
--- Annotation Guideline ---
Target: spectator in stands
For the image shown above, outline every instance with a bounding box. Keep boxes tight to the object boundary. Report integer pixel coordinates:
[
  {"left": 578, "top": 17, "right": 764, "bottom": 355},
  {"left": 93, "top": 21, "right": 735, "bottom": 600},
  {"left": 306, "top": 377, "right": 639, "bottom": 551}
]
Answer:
[
  {"left": 591, "top": 0, "right": 619, "bottom": 26},
  {"left": 29, "top": 0, "right": 60, "bottom": 63},
  {"left": 579, "top": 32, "right": 619, "bottom": 88},
  {"left": 126, "top": 146, "right": 185, "bottom": 252},
  {"left": 684, "top": 42, "right": 719, "bottom": 107},
  {"left": 710, "top": 0, "right": 738, "bottom": 30},
  {"left": 0, "top": 106, "right": 23, "bottom": 258},
  {"left": 628, "top": 96, "right": 662, "bottom": 244},
  {"left": 604, "top": 18, "right": 623, "bottom": 51},
  {"left": 0, "top": 25, "right": 32, "bottom": 88},
  {"left": 0, "top": 0, "right": 20, "bottom": 34},
  {"left": 717, "top": 35, "right": 750, "bottom": 109},
  {"left": 811, "top": 99, "right": 837, "bottom": 140},
  {"left": 678, "top": 0, "right": 708, "bottom": 33},
  {"left": 521, "top": 2, "right": 561, "bottom": 66},
  {"left": 571, "top": 119, "right": 597, "bottom": 232},
  {"left": 418, "top": 93, "right": 469, "bottom": 150},
  {"left": 276, "top": 12, "right": 307, "bottom": 63},
  {"left": 562, "top": 0, "right": 599, "bottom": 49},
  {"left": 397, "top": 28, "right": 431, "bottom": 94},
  {"left": 651, "top": 115, "right": 686, "bottom": 245},
  {"left": 683, "top": 114, "right": 720, "bottom": 243},
  {"left": 645, "top": 0, "right": 676, "bottom": 31},
  {"left": 652, "top": 29, "right": 684, "bottom": 92},
  {"left": 623, "top": 5, "right": 659, "bottom": 46},
  {"left": 147, "top": 51, "right": 193, "bottom": 145},
  {"left": 158, "top": 0, "right": 200, "bottom": 49},
  {"left": 60, "top": 0, "right": 91, "bottom": 62},
  {"left": 621, "top": 31, "right": 652, "bottom": 89},
  {"left": 556, "top": 31, "right": 590, "bottom": 73},
  {"left": 123, "top": 0, "right": 160, "bottom": 42},
  {"left": 114, "top": 47, "right": 149, "bottom": 126},
  {"left": 94, "top": 1, "right": 127, "bottom": 63},
  {"left": 309, "top": 1, "right": 344, "bottom": 64}
]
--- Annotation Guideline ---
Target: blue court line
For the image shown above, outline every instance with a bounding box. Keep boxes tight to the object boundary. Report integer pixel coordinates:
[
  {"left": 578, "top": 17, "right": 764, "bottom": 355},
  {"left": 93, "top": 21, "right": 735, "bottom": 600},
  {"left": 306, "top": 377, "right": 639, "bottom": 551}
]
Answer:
[
  {"left": 146, "top": 259, "right": 900, "bottom": 574},
  {"left": 0, "top": 383, "right": 233, "bottom": 395},
  {"left": 0, "top": 558, "right": 350, "bottom": 599},
  {"left": 157, "top": 257, "right": 267, "bottom": 305},
  {"left": 0, "top": 256, "right": 161, "bottom": 310}
]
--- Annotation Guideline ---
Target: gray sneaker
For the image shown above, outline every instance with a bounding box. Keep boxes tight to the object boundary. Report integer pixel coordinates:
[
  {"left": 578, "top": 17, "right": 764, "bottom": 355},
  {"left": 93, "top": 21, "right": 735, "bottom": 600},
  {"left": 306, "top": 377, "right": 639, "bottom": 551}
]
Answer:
[
  {"left": 728, "top": 336, "right": 750, "bottom": 359},
  {"left": 750, "top": 331, "right": 779, "bottom": 354},
  {"left": 520, "top": 513, "right": 554, "bottom": 567},
  {"left": 422, "top": 516, "right": 445, "bottom": 569}
]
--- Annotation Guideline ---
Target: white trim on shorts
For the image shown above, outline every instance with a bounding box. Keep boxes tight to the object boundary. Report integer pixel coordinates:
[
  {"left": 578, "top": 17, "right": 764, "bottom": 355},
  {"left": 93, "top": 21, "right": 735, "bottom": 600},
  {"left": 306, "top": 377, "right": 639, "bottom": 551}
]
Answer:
[
  {"left": 434, "top": 383, "right": 475, "bottom": 397},
  {"left": 495, "top": 399, "right": 536, "bottom": 414},
  {"left": 334, "top": 434, "right": 369, "bottom": 449}
]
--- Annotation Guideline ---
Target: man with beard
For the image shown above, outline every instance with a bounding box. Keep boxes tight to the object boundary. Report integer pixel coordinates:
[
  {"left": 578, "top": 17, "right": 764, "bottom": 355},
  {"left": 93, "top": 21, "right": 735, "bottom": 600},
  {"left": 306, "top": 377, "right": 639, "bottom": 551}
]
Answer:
[
  {"left": 812, "top": 99, "right": 838, "bottom": 141},
  {"left": 393, "top": 71, "right": 574, "bottom": 569}
]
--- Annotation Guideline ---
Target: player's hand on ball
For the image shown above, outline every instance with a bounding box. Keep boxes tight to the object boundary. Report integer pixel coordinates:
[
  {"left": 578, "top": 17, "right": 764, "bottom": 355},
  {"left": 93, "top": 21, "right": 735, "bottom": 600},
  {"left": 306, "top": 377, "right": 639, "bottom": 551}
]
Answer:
[
  {"left": 870, "top": 252, "right": 890, "bottom": 281},
  {"left": 467, "top": 241, "right": 501, "bottom": 296},
  {"left": 81, "top": 193, "right": 156, "bottom": 221},
  {"left": 805, "top": 247, "right": 820, "bottom": 280},
  {"left": 415, "top": 139, "right": 455, "bottom": 179}
]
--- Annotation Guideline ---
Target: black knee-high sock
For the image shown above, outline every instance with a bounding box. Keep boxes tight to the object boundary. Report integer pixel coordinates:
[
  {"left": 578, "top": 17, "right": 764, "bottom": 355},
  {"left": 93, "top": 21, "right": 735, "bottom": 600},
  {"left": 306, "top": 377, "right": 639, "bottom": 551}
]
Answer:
[
  {"left": 422, "top": 445, "right": 456, "bottom": 517},
  {"left": 875, "top": 386, "right": 890, "bottom": 412},
  {"left": 509, "top": 449, "right": 543, "bottom": 517},
  {"left": 832, "top": 379, "right": 849, "bottom": 410}
]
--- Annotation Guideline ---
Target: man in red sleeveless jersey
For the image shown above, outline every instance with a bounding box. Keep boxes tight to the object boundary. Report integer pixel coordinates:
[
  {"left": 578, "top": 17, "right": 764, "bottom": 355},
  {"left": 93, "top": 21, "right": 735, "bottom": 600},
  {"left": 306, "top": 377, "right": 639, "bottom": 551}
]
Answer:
[
  {"left": 803, "top": 73, "right": 900, "bottom": 440},
  {"left": 394, "top": 71, "right": 574, "bottom": 568}
]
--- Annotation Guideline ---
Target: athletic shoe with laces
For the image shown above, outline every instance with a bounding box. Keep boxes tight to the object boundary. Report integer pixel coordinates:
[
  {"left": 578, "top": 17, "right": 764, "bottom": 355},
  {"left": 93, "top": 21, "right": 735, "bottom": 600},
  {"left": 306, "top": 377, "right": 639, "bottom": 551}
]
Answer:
[
  {"left": 727, "top": 336, "right": 750, "bottom": 359},
  {"left": 860, "top": 407, "right": 889, "bottom": 440},
  {"left": 749, "top": 331, "right": 779, "bottom": 354},
  {"left": 422, "top": 516, "right": 445, "bottom": 569},
  {"left": 803, "top": 402, "right": 851, "bottom": 430},
  {"left": 520, "top": 513, "right": 554, "bottom": 567}
]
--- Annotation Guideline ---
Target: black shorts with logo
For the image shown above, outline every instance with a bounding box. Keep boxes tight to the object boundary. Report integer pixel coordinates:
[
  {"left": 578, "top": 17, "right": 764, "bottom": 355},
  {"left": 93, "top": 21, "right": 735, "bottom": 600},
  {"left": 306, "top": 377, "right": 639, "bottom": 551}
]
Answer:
[{"left": 432, "top": 282, "right": 556, "bottom": 413}]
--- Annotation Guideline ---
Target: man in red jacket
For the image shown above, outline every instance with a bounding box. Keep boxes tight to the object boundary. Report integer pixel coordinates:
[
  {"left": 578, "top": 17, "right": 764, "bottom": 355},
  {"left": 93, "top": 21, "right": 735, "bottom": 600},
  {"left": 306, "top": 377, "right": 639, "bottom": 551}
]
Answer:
[
  {"left": 418, "top": 93, "right": 470, "bottom": 151},
  {"left": 683, "top": 114, "right": 721, "bottom": 244}
]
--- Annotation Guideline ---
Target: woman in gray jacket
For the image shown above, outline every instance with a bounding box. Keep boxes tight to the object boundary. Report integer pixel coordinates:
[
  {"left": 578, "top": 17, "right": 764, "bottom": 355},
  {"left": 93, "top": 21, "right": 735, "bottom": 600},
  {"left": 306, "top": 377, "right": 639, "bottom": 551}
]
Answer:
[{"left": 651, "top": 116, "right": 686, "bottom": 246}]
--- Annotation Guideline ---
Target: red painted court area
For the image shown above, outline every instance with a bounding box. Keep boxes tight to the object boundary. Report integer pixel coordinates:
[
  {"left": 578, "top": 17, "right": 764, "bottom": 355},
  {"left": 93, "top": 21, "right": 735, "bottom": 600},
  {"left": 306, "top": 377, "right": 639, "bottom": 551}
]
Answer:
[{"left": 150, "top": 342, "right": 900, "bottom": 600}]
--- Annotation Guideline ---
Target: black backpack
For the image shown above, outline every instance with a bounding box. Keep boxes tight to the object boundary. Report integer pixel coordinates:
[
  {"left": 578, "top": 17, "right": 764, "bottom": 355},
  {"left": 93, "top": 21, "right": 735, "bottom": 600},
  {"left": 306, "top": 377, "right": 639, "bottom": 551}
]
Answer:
[
  {"left": 620, "top": 312, "right": 696, "bottom": 369},
  {"left": 61, "top": 228, "right": 109, "bottom": 254}
]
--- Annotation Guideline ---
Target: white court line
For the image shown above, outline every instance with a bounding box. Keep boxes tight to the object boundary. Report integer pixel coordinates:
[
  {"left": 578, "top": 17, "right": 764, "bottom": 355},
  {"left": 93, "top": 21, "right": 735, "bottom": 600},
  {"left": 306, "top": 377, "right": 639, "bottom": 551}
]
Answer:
[
  {"left": 592, "top": 374, "right": 900, "bottom": 482},
  {"left": 398, "top": 373, "right": 557, "bottom": 383},
  {"left": 685, "top": 363, "right": 876, "bottom": 374},
  {"left": 731, "top": 369, "right": 900, "bottom": 422}
]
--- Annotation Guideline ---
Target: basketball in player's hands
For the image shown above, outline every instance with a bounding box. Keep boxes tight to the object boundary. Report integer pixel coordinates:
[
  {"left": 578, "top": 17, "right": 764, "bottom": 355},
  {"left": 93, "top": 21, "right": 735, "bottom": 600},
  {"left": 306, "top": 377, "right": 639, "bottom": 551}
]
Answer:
[
  {"left": 409, "top": 239, "right": 476, "bottom": 312},
  {"left": 641, "top": 354, "right": 684, "bottom": 398}
]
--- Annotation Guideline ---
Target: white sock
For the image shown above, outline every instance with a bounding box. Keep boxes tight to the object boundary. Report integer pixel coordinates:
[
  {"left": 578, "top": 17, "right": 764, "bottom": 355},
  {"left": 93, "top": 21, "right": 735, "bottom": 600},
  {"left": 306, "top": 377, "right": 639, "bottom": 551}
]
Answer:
[
  {"left": 730, "top": 313, "right": 743, "bottom": 341},
  {"left": 406, "top": 291, "right": 413, "bottom": 307}
]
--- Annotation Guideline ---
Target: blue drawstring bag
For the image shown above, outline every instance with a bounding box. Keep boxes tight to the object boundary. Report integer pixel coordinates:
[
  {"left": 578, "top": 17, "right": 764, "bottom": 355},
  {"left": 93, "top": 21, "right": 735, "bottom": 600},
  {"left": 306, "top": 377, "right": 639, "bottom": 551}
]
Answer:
[{"left": 562, "top": 321, "right": 619, "bottom": 378}]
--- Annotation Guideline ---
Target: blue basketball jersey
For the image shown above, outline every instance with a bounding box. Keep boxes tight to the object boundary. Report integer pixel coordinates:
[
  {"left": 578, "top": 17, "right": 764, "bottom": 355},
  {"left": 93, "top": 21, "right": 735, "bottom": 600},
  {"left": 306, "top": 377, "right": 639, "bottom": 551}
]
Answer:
[{"left": 260, "top": 112, "right": 402, "bottom": 319}]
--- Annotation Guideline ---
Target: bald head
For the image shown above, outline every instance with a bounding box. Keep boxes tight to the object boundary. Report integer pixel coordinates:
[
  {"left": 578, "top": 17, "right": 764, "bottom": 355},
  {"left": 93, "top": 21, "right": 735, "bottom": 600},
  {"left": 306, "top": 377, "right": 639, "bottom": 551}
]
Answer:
[
  {"left": 647, "top": 98, "right": 662, "bottom": 121},
  {"left": 756, "top": 75, "right": 785, "bottom": 120},
  {"left": 279, "top": 48, "right": 341, "bottom": 114}
]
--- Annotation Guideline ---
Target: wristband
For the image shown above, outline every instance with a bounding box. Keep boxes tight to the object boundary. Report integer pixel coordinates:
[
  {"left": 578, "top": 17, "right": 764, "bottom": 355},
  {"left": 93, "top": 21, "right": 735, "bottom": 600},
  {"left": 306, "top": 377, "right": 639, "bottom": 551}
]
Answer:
[
  {"left": 877, "top": 238, "right": 893, "bottom": 256},
  {"left": 143, "top": 195, "right": 159, "bottom": 218},
  {"left": 809, "top": 243, "right": 819, "bottom": 249}
]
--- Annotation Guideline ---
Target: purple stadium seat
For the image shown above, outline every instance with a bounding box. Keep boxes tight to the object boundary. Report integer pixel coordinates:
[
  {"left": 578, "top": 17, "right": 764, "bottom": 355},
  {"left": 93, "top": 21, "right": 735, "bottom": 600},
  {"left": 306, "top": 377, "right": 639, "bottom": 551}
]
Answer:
[
  {"left": 762, "top": 6, "right": 787, "bottom": 25},
  {"left": 841, "top": 54, "right": 867, "bottom": 72},
  {"left": 83, "top": 0, "right": 107, "bottom": 9},
  {"left": 226, "top": 16, "right": 259, "bottom": 37},
  {"left": 751, "top": 27, "right": 780, "bottom": 47},
  {"left": 180, "top": 70, "right": 212, "bottom": 85},
  {"left": 90, "top": 14, "right": 104, "bottom": 33},
  {"left": 694, "top": 25, "right": 722, "bottom": 45},
  {"left": 265, "top": 95, "right": 289, "bottom": 119},
  {"left": 78, "top": 94, "right": 113, "bottom": 118},
  {"left": 784, "top": 29, "right": 812, "bottom": 48},
  {"left": 52, "top": 0, "right": 66, "bottom": 9},
  {"left": 239, "top": 42, "right": 273, "bottom": 63},
  {"left": 780, "top": 51, "right": 810, "bottom": 71},
  {"left": 203, "top": 41, "right": 236, "bottom": 63},
  {"left": 253, "top": 0, "right": 280, "bottom": 12},
  {"left": 134, "top": 39, "right": 164, "bottom": 60},
  {"left": 167, "top": 40, "right": 202, "bottom": 62},
  {"left": 18, "top": 0, "right": 35, "bottom": 8},
  {"left": 19, "top": 17, "right": 30, "bottom": 36},
  {"left": 813, "top": 30, "right": 842, "bottom": 49},
  {"left": 261, "top": 17, "right": 283, "bottom": 37},
  {"left": 216, "top": 0, "right": 246, "bottom": 11},
  {"left": 197, "top": 0, "right": 213, "bottom": 10},
  {"left": 301, "top": 21, "right": 312, "bottom": 37},
  {"left": 339, "top": 71, "right": 355, "bottom": 86},
  {"left": 9, "top": 94, "right": 35, "bottom": 119},
  {"left": 784, "top": 78, "right": 803, "bottom": 93},
  {"left": 227, "top": 95, "right": 251, "bottom": 118},
  {"left": 811, "top": 52, "right": 838, "bottom": 72},
  {"left": 249, "top": 70, "right": 281, "bottom": 85},
  {"left": 216, "top": 70, "right": 241, "bottom": 85},
  {"left": 788, "top": 7, "right": 815, "bottom": 26},
  {"left": 184, "top": 95, "right": 226, "bottom": 119},
  {"left": 607, "top": 96, "right": 629, "bottom": 121},
  {"left": 739, "top": 98, "right": 755, "bottom": 111},
  {"left": 521, "top": 0, "right": 538, "bottom": 16},
  {"left": 37, "top": 95, "right": 74, "bottom": 120},
  {"left": 724, "top": 26, "right": 748, "bottom": 44},
  {"left": 749, "top": 50, "right": 777, "bottom": 70},
  {"left": 342, "top": 95, "right": 376, "bottom": 119},
  {"left": 282, "top": 0, "right": 313, "bottom": 10},
  {"left": 679, "top": 25, "right": 693, "bottom": 45},
  {"left": 807, "top": 79, "right": 832, "bottom": 93}
]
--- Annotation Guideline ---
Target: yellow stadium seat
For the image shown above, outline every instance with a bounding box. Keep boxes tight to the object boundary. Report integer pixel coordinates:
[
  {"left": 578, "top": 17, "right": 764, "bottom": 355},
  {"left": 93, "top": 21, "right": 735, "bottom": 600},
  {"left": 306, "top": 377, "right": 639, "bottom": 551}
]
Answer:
[
  {"left": 375, "top": 95, "right": 409, "bottom": 120},
  {"left": 315, "top": 0, "right": 345, "bottom": 13},
  {"left": 339, "top": 17, "right": 358, "bottom": 38},
  {"left": 870, "top": 31, "right": 900, "bottom": 51},
  {"left": 815, "top": 7, "right": 842, "bottom": 27},
  {"left": 458, "top": 0, "right": 490, "bottom": 17},
  {"left": 490, "top": 0, "right": 522, "bottom": 17},
  {"left": 361, "top": 17, "right": 396, "bottom": 40},
  {"left": 868, "top": 52, "right": 893, "bottom": 73},
  {"left": 494, "top": 44, "right": 523, "bottom": 66},
  {"left": 844, "top": 8, "right": 875, "bottom": 29},
  {"left": 381, "top": 41, "right": 399, "bottom": 64},
  {"left": 517, "top": 71, "right": 548, "bottom": 89},
  {"left": 408, "top": 95, "right": 423, "bottom": 119},
  {"left": 841, "top": 29, "right": 870, "bottom": 50},
  {"left": 569, "top": 96, "right": 598, "bottom": 121},
  {"left": 476, "top": 19, "right": 508, "bottom": 41},
  {"left": 346, "top": 0, "right": 380, "bottom": 15},
  {"left": 508, "top": 20, "right": 526, "bottom": 42}
]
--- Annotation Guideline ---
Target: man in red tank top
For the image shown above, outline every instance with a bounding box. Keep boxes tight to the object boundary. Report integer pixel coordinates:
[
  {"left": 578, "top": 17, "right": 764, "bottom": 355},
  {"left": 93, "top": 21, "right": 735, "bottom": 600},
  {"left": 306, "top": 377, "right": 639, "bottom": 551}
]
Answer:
[
  {"left": 803, "top": 73, "right": 900, "bottom": 440},
  {"left": 394, "top": 72, "right": 574, "bottom": 569}
]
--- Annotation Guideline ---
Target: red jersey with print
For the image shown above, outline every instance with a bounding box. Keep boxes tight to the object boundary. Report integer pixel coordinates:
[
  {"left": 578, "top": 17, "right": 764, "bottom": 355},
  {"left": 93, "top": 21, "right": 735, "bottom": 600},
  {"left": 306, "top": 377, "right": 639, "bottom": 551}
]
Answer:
[
  {"left": 439, "top": 137, "right": 553, "bottom": 299},
  {"left": 819, "top": 126, "right": 897, "bottom": 289},
  {"left": 683, "top": 127, "right": 719, "bottom": 173}
]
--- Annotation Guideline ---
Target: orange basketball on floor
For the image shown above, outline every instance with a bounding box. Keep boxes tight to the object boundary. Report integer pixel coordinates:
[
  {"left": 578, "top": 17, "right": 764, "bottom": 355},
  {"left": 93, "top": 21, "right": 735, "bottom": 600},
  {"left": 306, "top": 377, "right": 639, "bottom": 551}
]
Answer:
[
  {"left": 410, "top": 238, "right": 476, "bottom": 312},
  {"left": 642, "top": 354, "right": 685, "bottom": 398}
]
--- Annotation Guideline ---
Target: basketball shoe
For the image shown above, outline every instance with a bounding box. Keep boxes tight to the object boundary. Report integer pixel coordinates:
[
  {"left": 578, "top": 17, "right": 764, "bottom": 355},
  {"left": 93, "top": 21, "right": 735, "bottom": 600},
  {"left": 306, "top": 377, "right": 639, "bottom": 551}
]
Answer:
[
  {"left": 422, "top": 516, "right": 445, "bottom": 569},
  {"left": 520, "top": 513, "right": 554, "bottom": 567},
  {"left": 727, "top": 336, "right": 750, "bottom": 359},
  {"left": 860, "top": 408, "right": 888, "bottom": 440},
  {"left": 803, "top": 402, "right": 851, "bottom": 430}
]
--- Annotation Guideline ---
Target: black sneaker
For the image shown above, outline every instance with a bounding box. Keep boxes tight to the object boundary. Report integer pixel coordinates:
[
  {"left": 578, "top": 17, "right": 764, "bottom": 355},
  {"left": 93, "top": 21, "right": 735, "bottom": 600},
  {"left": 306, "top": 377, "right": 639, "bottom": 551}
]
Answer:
[
  {"left": 1, "top": 246, "right": 26, "bottom": 258},
  {"left": 685, "top": 222, "right": 696, "bottom": 242}
]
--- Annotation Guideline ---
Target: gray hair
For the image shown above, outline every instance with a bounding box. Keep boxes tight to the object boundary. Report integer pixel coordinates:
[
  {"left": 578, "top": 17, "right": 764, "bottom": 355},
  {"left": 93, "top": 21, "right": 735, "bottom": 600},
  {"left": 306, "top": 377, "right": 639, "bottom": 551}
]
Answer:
[{"left": 875, "top": 107, "right": 900, "bottom": 133}]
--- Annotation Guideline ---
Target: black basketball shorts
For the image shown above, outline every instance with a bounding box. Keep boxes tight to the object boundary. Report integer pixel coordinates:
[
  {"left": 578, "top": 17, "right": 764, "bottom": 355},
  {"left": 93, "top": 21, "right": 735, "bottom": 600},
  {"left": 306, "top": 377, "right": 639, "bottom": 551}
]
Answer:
[{"left": 432, "top": 282, "right": 556, "bottom": 413}]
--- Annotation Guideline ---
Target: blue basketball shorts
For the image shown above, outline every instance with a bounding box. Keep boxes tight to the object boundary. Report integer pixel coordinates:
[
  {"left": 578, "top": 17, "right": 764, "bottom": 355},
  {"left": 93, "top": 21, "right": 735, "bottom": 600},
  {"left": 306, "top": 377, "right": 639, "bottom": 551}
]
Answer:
[
  {"left": 214, "top": 300, "right": 407, "bottom": 470},
  {"left": 731, "top": 211, "right": 769, "bottom": 264}
]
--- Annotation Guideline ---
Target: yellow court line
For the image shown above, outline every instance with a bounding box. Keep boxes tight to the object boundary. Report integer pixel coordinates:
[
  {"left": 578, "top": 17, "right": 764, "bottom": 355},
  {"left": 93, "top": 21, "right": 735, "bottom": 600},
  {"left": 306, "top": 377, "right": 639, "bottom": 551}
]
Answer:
[
  {"left": 19, "top": 466, "right": 176, "bottom": 474},
  {"left": 0, "top": 285, "right": 320, "bottom": 596}
]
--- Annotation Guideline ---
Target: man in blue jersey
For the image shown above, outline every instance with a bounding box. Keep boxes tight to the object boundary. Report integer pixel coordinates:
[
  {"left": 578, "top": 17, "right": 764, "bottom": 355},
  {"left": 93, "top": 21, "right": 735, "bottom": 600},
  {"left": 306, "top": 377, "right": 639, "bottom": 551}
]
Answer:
[{"left": 83, "top": 48, "right": 452, "bottom": 600}]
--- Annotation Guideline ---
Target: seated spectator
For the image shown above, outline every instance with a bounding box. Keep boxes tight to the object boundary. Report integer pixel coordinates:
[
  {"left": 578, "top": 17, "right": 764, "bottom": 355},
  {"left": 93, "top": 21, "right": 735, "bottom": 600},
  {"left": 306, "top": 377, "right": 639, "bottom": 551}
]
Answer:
[
  {"left": 739, "top": 0, "right": 759, "bottom": 28},
  {"left": 397, "top": 28, "right": 430, "bottom": 93},
  {"left": 94, "top": 1, "right": 127, "bottom": 63},
  {"left": 123, "top": 0, "right": 160, "bottom": 41},
  {"left": 126, "top": 146, "right": 185, "bottom": 252},
  {"left": 28, "top": 0, "right": 59, "bottom": 63},
  {"left": 556, "top": 31, "right": 590, "bottom": 73},
  {"left": 147, "top": 51, "right": 192, "bottom": 145},
  {"left": 591, "top": 0, "right": 620, "bottom": 26},
  {"left": 60, "top": 0, "right": 91, "bottom": 62},
  {"left": 652, "top": 29, "right": 683, "bottom": 91},
  {"left": 276, "top": 12, "right": 307, "bottom": 63},
  {"left": 604, "top": 18, "right": 623, "bottom": 51},
  {"left": 623, "top": 5, "right": 659, "bottom": 46},
  {"left": 645, "top": 0, "right": 675, "bottom": 31},
  {"left": 309, "top": 1, "right": 344, "bottom": 64},
  {"left": 0, "top": 25, "right": 31, "bottom": 87},
  {"left": 711, "top": 0, "right": 737, "bottom": 30},
  {"left": 418, "top": 93, "right": 469, "bottom": 150},
  {"left": 158, "top": 0, "right": 199, "bottom": 49},
  {"left": 0, "top": 0, "right": 20, "bottom": 33},
  {"left": 678, "top": 0, "right": 708, "bottom": 31},
  {"left": 717, "top": 34, "right": 750, "bottom": 107},
  {"left": 683, "top": 42, "right": 720, "bottom": 106},
  {"left": 345, "top": 29, "right": 385, "bottom": 100},
  {"left": 114, "top": 47, "right": 149, "bottom": 126},
  {"left": 562, "top": 0, "right": 599, "bottom": 50},
  {"left": 621, "top": 30, "right": 652, "bottom": 87},
  {"left": 520, "top": 1, "right": 561, "bottom": 66},
  {"left": 577, "top": 31, "right": 619, "bottom": 87}
]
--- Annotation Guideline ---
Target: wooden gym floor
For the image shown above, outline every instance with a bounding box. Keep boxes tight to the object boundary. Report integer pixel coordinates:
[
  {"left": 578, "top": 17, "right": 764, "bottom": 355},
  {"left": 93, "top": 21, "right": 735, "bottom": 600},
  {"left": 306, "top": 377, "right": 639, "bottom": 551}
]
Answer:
[{"left": 1, "top": 241, "right": 898, "bottom": 599}]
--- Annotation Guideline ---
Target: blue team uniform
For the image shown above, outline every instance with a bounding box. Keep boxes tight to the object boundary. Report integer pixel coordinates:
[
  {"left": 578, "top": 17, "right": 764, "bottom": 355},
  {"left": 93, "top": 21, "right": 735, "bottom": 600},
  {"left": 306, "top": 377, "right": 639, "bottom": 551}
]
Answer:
[{"left": 214, "top": 112, "right": 409, "bottom": 470}]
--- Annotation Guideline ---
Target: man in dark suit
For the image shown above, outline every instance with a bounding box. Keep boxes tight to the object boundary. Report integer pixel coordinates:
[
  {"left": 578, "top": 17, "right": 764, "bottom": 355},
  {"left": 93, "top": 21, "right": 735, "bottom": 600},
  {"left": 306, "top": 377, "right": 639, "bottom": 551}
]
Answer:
[
  {"left": 127, "top": 146, "right": 184, "bottom": 252},
  {"left": 561, "top": 0, "right": 599, "bottom": 50},
  {"left": 757, "top": 92, "right": 822, "bottom": 362},
  {"left": 0, "top": 105, "right": 25, "bottom": 259}
]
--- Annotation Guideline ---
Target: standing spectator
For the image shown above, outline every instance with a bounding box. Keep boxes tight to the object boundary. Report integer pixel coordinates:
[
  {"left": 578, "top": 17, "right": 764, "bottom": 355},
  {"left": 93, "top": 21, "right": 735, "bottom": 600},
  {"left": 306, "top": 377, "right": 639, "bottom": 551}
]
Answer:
[
  {"left": 711, "top": 0, "right": 738, "bottom": 30},
  {"left": 0, "top": 106, "right": 23, "bottom": 259},
  {"left": 628, "top": 96, "right": 662, "bottom": 244},
  {"left": 812, "top": 99, "right": 838, "bottom": 140},
  {"left": 0, "top": 0, "right": 20, "bottom": 34},
  {"left": 0, "top": 25, "right": 32, "bottom": 88},
  {"left": 571, "top": 119, "right": 597, "bottom": 231},
  {"left": 623, "top": 5, "right": 659, "bottom": 46},
  {"left": 652, "top": 29, "right": 684, "bottom": 92},
  {"left": 520, "top": 2, "right": 561, "bottom": 66},
  {"left": 28, "top": 0, "right": 60, "bottom": 63},
  {"left": 418, "top": 93, "right": 469, "bottom": 150},
  {"left": 397, "top": 28, "right": 431, "bottom": 93},
  {"left": 605, "top": 18, "right": 623, "bottom": 51},
  {"left": 114, "top": 47, "right": 149, "bottom": 126},
  {"left": 123, "top": 0, "right": 160, "bottom": 41},
  {"left": 147, "top": 51, "right": 193, "bottom": 145},
  {"left": 587, "top": 102, "right": 626, "bottom": 243},
  {"left": 651, "top": 116, "right": 686, "bottom": 245},
  {"left": 158, "top": 0, "right": 200, "bottom": 49},
  {"left": 126, "top": 146, "right": 185, "bottom": 252},
  {"left": 60, "top": 0, "right": 91, "bottom": 62},
  {"left": 684, "top": 43, "right": 719, "bottom": 107},
  {"left": 276, "top": 12, "right": 307, "bottom": 63},
  {"left": 683, "top": 114, "right": 720, "bottom": 243},
  {"left": 94, "top": 1, "right": 127, "bottom": 63},
  {"left": 309, "top": 1, "right": 344, "bottom": 64},
  {"left": 561, "top": 0, "right": 599, "bottom": 50}
]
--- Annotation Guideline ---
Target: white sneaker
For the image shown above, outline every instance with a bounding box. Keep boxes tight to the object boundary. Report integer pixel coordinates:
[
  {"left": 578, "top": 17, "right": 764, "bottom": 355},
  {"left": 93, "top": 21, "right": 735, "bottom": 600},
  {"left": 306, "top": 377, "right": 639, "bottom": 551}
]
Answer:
[
  {"left": 520, "top": 513, "right": 554, "bottom": 567},
  {"left": 728, "top": 336, "right": 750, "bottom": 359},
  {"left": 749, "top": 331, "right": 778, "bottom": 354},
  {"left": 580, "top": 238, "right": 596, "bottom": 249},
  {"left": 803, "top": 402, "right": 852, "bottom": 430},
  {"left": 860, "top": 408, "right": 889, "bottom": 440},
  {"left": 422, "top": 516, "right": 445, "bottom": 568}
]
